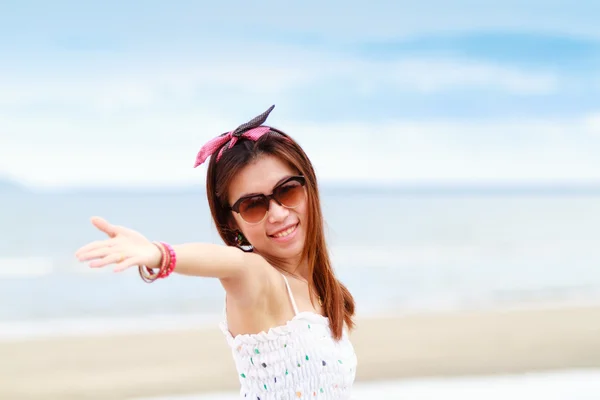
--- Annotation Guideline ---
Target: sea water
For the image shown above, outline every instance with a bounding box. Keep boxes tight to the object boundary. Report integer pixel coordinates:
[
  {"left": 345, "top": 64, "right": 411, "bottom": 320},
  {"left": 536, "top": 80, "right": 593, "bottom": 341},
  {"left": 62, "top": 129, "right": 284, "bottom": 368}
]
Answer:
[{"left": 1, "top": 185, "right": 600, "bottom": 334}]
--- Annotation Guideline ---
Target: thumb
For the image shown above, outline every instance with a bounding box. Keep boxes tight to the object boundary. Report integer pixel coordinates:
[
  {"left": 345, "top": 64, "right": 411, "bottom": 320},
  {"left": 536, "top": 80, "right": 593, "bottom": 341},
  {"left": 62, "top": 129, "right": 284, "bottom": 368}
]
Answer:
[{"left": 91, "top": 216, "right": 119, "bottom": 238}]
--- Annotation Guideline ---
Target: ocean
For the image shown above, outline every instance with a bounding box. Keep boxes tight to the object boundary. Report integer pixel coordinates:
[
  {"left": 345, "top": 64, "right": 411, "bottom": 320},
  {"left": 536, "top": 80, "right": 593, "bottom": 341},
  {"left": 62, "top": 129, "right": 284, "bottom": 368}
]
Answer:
[{"left": 2, "top": 185, "right": 600, "bottom": 334}]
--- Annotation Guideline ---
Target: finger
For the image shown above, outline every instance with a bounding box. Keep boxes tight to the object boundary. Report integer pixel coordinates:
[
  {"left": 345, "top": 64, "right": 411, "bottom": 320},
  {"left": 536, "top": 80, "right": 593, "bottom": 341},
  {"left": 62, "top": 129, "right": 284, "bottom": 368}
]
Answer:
[
  {"left": 78, "top": 245, "right": 122, "bottom": 263},
  {"left": 75, "top": 239, "right": 117, "bottom": 258},
  {"left": 91, "top": 216, "right": 121, "bottom": 238},
  {"left": 88, "top": 252, "right": 128, "bottom": 269},
  {"left": 113, "top": 256, "right": 145, "bottom": 273}
]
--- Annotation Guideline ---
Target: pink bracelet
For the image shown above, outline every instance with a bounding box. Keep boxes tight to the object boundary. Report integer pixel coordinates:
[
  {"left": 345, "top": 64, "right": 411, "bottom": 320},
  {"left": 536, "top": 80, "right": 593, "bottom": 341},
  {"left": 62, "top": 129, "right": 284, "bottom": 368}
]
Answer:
[
  {"left": 158, "top": 242, "right": 177, "bottom": 279},
  {"left": 138, "top": 242, "right": 176, "bottom": 283}
]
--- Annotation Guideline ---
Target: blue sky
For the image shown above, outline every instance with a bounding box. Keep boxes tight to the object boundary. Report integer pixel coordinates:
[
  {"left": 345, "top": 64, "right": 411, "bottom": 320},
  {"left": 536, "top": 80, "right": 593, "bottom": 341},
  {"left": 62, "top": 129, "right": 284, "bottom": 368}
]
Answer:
[{"left": 1, "top": 1, "right": 599, "bottom": 187}]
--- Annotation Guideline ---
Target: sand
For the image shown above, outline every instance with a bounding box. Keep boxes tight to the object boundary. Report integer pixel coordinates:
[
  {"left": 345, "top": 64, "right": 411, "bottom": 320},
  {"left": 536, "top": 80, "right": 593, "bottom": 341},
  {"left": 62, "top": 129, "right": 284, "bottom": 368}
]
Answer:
[{"left": 2, "top": 306, "right": 600, "bottom": 399}]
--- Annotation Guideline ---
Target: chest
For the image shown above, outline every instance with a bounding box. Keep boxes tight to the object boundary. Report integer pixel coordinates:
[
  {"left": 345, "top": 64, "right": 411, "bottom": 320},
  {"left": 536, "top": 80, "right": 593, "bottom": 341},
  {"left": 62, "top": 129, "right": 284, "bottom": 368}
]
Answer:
[{"left": 229, "top": 316, "right": 357, "bottom": 383}]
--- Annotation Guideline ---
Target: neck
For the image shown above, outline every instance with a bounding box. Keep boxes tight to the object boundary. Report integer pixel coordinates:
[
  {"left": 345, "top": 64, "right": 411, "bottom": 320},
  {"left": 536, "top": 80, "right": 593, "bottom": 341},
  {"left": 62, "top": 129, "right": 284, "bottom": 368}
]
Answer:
[
  {"left": 288, "top": 261, "right": 310, "bottom": 281},
  {"left": 262, "top": 252, "right": 310, "bottom": 281}
]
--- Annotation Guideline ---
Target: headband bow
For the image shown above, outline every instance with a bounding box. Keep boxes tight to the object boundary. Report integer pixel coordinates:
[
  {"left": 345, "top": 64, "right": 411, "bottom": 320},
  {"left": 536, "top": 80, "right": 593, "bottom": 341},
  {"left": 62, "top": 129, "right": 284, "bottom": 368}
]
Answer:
[{"left": 194, "top": 105, "right": 276, "bottom": 168}]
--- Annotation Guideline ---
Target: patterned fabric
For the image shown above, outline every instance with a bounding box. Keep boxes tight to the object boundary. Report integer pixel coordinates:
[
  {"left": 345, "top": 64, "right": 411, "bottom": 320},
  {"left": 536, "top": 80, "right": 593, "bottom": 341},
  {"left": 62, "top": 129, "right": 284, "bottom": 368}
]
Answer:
[
  {"left": 194, "top": 105, "right": 276, "bottom": 167},
  {"left": 220, "top": 274, "right": 357, "bottom": 399}
]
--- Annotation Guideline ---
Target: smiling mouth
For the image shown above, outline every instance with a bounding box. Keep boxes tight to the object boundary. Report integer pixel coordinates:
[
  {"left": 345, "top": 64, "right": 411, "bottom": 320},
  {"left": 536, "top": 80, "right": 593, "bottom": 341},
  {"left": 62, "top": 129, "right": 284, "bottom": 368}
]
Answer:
[{"left": 269, "top": 223, "right": 298, "bottom": 238}]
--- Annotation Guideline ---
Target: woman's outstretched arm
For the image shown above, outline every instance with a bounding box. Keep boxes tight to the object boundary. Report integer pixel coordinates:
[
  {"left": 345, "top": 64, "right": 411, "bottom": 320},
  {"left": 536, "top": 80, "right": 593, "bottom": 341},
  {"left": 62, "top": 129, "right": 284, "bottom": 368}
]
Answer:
[{"left": 75, "top": 216, "right": 265, "bottom": 283}]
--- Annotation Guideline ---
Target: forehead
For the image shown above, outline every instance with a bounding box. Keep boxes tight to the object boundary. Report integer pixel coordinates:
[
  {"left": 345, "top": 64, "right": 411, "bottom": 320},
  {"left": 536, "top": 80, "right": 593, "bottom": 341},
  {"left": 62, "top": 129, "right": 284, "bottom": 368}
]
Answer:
[{"left": 228, "top": 155, "right": 297, "bottom": 202}]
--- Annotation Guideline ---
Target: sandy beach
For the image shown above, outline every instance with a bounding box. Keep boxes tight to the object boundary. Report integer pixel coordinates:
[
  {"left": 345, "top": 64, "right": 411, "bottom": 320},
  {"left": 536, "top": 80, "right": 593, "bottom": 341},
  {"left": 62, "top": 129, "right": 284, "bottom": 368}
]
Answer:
[{"left": 2, "top": 305, "right": 600, "bottom": 399}]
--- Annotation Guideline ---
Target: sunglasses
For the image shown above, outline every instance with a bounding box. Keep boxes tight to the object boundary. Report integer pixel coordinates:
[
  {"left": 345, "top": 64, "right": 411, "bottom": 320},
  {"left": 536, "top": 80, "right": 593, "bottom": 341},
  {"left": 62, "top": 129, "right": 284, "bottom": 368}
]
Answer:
[{"left": 229, "top": 175, "right": 306, "bottom": 224}]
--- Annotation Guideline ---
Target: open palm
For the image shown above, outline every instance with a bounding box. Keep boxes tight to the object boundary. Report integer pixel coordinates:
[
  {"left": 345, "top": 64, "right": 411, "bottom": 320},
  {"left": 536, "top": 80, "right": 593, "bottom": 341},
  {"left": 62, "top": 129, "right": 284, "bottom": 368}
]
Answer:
[{"left": 75, "top": 217, "right": 161, "bottom": 272}]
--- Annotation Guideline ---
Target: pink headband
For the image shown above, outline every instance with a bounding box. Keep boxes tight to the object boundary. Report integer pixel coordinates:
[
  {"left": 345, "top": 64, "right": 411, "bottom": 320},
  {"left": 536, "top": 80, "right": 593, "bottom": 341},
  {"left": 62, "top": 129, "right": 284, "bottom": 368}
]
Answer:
[{"left": 194, "top": 105, "right": 277, "bottom": 167}]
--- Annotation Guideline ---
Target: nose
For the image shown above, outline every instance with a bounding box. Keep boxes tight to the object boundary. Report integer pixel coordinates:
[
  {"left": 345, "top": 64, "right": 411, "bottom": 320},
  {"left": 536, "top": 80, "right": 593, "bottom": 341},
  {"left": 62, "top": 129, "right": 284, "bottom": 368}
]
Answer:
[{"left": 267, "top": 198, "right": 289, "bottom": 223}]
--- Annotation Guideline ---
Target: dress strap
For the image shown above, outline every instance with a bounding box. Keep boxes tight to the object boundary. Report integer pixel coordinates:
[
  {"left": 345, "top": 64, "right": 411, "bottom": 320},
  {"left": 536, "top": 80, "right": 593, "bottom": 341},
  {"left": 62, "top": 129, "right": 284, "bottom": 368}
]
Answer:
[{"left": 281, "top": 273, "right": 299, "bottom": 316}]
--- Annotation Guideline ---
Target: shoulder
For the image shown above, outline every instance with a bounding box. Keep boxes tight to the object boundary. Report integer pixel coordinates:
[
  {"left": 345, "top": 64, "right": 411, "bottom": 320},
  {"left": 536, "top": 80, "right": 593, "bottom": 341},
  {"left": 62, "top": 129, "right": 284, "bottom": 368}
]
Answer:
[{"left": 219, "top": 250, "right": 280, "bottom": 308}]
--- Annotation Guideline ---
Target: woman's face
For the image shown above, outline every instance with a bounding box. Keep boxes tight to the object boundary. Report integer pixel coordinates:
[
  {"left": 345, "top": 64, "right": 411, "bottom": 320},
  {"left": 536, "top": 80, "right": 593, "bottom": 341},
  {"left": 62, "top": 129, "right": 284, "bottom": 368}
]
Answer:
[{"left": 227, "top": 154, "right": 308, "bottom": 264}]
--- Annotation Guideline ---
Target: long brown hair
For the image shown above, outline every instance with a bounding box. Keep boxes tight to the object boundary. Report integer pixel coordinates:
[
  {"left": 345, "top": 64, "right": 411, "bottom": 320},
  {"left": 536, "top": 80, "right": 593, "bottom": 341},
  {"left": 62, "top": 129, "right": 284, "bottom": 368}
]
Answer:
[{"left": 205, "top": 128, "right": 355, "bottom": 340}]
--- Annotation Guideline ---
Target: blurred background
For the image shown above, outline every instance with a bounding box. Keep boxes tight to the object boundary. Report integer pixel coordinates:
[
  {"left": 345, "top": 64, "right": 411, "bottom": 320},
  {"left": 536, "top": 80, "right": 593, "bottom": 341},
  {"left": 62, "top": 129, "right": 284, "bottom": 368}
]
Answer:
[{"left": 1, "top": 1, "right": 600, "bottom": 399}]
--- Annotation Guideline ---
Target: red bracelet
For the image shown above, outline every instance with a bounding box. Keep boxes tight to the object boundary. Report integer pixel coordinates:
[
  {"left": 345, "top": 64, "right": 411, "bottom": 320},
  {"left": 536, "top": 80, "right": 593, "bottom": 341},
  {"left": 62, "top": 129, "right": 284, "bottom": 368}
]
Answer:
[
  {"left": 158, "top": 242, "right": 177, "bottom": 279},
  {"left": 139, "top": 242, "right": 175, "bottom": 283}
]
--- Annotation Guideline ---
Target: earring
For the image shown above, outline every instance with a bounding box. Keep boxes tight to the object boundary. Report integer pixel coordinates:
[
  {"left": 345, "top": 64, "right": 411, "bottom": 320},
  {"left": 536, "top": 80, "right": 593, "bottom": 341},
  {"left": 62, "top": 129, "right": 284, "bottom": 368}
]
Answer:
[{"left": 235, "top": 230, "right": 253, "bottom": 252}]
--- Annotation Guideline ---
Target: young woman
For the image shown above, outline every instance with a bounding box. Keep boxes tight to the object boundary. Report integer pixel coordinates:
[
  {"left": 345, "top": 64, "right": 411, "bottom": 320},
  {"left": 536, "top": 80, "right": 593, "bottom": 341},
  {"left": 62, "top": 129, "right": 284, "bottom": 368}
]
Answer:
[{"left": 75, "top": 105, "right": 357, "bottom": 399}]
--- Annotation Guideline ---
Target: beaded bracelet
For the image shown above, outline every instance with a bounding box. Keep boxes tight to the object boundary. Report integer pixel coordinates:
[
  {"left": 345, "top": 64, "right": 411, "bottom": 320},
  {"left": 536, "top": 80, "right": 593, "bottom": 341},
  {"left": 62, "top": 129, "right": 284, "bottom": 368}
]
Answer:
[
  {"left": 138, "top": 241, "right": 174, "bottom": 283},
  {"left": 158, "top": 242, "right": 177, "bottom": 279}
]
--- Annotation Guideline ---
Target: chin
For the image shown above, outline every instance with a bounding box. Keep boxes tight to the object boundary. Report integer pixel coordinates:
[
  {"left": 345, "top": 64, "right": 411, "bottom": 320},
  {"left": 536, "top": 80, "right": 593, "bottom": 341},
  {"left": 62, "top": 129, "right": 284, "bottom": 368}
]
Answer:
[
  {"left": 262, "top": 227, "right": 306, "bottom": 261},
  {"left": 280, "top": 242, "right": 304, "bottom": 259}
]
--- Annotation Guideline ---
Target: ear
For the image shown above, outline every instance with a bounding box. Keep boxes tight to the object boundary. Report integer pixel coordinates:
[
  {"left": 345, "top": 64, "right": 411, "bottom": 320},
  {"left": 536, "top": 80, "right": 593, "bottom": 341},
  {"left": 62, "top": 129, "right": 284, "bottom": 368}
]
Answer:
[
  {"left": 223, "top": 215, "right": 238, "bottom": 242},
  {"left": 226, "top": 212, "right": 241, "bottom": 231}
]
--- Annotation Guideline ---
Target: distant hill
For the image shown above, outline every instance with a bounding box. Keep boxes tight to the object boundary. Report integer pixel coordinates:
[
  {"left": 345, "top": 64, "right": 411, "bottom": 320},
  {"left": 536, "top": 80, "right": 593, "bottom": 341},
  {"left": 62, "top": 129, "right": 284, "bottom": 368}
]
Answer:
[
  {"left": 0, "top": 178, "right": 28, "bottom": 193},
  {"left": 2, "top": 178, "right": 600, "bottom": 197}
]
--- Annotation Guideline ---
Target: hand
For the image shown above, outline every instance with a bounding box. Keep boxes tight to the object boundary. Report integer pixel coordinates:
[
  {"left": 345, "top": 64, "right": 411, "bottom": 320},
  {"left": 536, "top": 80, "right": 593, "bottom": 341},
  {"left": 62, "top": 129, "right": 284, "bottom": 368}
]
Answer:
[{"left": 75, "top": 217, "right": 162, "bottom": 272}]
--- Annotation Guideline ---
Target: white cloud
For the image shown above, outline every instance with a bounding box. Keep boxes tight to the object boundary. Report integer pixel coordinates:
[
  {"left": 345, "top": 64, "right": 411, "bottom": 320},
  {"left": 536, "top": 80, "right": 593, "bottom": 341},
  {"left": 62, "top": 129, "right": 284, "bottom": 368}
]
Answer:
[
  {"left": 0, "top": 37, "right": 591, "bottom": 188},
  {"left": 1, "top": 110, "right": 599, "bottom": 188},
  {"left": 294, "top": 116, "right": 600, "bottom": 184},
  {"left": 584, "top": 113, "right": 600, "bottom": 136},
  {"left": 0, "top": 60, "right": 320, "bottom": 111},
  {"left": 5, "top": 1, "right": 600, "bottom": 44},
  {"left": 0, "top": 51, "right": 559, "bottom": 114},
  {"left": 227, "top": 1, "right": 600, "bottom": 40},
  {"left": 349, "top": 59, "right": 558, "bottom": 95}
]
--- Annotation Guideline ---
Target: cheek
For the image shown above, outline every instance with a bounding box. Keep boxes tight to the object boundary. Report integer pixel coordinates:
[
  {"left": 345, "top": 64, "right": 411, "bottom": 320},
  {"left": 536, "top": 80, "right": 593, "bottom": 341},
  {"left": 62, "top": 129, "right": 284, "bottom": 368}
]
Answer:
[
  {"left": 242, "top": 224, "right": 266, "bottom": 242},
  {"left": 232, "top": 215, "right": 257, "bottom": 240},
  {"left": 296, "top": 197, "right": 308, "bottom": 220}
]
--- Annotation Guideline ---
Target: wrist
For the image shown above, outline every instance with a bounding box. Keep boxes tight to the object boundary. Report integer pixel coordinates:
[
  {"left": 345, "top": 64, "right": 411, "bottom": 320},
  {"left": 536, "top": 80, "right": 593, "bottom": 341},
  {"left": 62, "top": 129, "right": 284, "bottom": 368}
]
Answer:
[
  {"left": 149, "top": 243, "right": 164, "bottom": 269},
  {"left": 138, "top": 241, "right": 177, "bottom": 283}
]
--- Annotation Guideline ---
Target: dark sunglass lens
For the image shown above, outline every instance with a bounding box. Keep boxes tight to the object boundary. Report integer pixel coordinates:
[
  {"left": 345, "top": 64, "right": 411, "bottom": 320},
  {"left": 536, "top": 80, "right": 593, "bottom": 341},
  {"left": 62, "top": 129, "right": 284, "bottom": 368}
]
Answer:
[
  {"left": 239, "top": 196, "right": 269, "bottom": 223},
  {"left": 276, "top": 180, "right": 304, "bottom": 208}
]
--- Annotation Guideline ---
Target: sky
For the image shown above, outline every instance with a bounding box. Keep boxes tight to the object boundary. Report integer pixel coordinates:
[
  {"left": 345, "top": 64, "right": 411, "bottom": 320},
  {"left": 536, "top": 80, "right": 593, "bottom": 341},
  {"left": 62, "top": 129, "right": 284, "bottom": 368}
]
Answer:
[{"left": 1, "top": 1, "right": 599, "bottom": 188}]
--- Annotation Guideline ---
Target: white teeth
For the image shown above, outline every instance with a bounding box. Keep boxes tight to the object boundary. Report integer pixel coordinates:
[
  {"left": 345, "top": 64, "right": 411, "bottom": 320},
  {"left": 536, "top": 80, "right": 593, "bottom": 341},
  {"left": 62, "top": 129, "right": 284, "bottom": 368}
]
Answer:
[{"left": 272, "top": 225, "right": 296, "bottom": 238}]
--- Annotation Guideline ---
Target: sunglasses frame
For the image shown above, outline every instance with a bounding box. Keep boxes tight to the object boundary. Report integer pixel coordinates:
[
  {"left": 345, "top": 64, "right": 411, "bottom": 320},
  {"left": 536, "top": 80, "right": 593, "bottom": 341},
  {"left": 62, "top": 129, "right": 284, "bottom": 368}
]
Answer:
[{"left": 229, "top": 175, "right": 306, "bottom": 224}]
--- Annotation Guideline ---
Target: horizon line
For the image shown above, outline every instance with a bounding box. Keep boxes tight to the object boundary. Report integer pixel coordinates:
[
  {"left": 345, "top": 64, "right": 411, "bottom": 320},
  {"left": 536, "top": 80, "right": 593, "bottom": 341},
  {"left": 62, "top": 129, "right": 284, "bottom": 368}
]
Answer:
[{"left": 3, "top": 178, "right": 600, "bottom": 196}]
